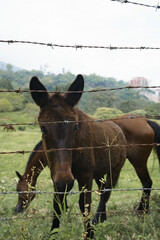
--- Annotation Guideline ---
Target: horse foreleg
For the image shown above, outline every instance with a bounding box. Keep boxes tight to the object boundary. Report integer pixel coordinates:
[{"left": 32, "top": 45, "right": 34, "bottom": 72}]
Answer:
[
  {"left": 93, "top": 166, "right": 122, "bottom": 225},
  {"left": 78, "top": 179, "right": 94, "bottom": 239},
  {"left": 93, "top": 175, "right": 111, "bottom": 225},
  {"left": 94, "top": 177, "right": 106, "bottom": 223}
]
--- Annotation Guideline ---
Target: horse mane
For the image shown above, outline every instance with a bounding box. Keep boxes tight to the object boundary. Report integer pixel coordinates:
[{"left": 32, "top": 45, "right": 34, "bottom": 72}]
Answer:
[{"left": 25, "top": 140, "right": 43, "bottom": 172}]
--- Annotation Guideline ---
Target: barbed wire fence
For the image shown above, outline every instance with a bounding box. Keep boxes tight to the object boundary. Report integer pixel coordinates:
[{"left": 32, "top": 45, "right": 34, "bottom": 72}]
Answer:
[
  {"left": 0, "top": 64, "right": 160, "bottom": 220},
  {"left": 1, "top": 0, "right": 160, "bottom": 223}
]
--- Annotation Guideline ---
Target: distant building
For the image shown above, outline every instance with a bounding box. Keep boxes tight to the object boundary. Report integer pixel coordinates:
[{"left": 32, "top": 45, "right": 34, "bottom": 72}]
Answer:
[
  {"left": 130, "top": 77, "right": 148, "bottom": 87},
  {"left": 129, "top": 77, "right": 159, "bottom": 103}
]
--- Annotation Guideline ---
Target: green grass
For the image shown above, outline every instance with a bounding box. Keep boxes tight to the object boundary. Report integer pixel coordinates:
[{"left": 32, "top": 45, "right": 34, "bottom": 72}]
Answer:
[{"left": 0, "top": 113, "right": 160, "bottom": 239}]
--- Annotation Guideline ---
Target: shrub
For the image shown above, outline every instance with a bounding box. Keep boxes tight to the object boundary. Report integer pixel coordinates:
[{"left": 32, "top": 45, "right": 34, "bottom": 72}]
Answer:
[
  {"left": 0, "top": 99, "right": 13, "bottom": 112},
  {"left": 6, "top": 93, "right": 24, "bottom": 111},
  {"left": 18, "top": 126, "right": 26, "bottom": 131},
  {"left": 93, "top": 107, "right": 123, "bottom": 120},
  {"left": 23, "top": 103, "right": 39, "bottom": 119},
  {"left": 127, "top": 109, "right": 146, "bottom": 117}
]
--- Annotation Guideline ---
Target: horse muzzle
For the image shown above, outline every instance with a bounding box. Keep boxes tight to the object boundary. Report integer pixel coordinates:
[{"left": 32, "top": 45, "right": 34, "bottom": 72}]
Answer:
[
  {"left": 15, "top": 201, "right": 24, "bottom": 213},
  {"left": 54, "top": 178, "right": 74, "bottom": 193}
]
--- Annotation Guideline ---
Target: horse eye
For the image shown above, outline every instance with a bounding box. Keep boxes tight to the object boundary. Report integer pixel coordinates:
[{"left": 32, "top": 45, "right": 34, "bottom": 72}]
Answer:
[{"left": 41, "top": 126, "right": 48, "bottom": 135}]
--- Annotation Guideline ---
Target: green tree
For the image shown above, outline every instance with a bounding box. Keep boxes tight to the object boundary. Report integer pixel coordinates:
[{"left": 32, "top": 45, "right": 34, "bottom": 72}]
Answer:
[
  {"left": 119, "top": 100, "right": 139, "bottom": 113},
  {"left": 81, "top": 91, "right": 121, "bottom": 115},
  {"left": 0, "top": 78, "right": 13, "bottom": 90},
  {"left": 93, "top": 107, "right": 123, "bottom": 119},
  {"left": 23, "top": 103, "right": 39, "bottom": 119},
  {"left": 127, "top": 109, "right": 146, "bottom": 117},
  {"left": 6, "top": 64, "right": 13, "bottom": 72},
  {"left": 4, "top": 93, "right": 24, "bottom": 111},
  {"left": 145, "top": 102, "right": 160, "bottom": 117},
  {"left": 0, "top": 99, "right": 13, "bottom": 112}
]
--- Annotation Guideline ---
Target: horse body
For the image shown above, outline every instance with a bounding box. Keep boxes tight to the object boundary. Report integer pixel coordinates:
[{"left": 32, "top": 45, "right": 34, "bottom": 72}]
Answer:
[
  {"left": 4, "top": 124, "right": 16, "bottom": 131},
  {"left": 112, "top": 115, "right": 155, "bottom": 210},
  {"left": 29, "top": 74, "right": 126, "bottom": 238},
  {"left": 15, "top": 115, "right": 160, "bottom": 216},
  {"left": 71, "top": 110, "right": 125, "bottom": 180}
]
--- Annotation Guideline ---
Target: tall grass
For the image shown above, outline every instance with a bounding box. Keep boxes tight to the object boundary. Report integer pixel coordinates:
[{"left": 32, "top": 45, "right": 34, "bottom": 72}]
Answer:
[{"left": 0, "top": 113, "right": 160, "bottom": 239}]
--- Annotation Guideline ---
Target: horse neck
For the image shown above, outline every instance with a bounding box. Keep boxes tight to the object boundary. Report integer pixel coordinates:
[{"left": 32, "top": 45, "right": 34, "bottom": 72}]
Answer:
[
  {"left": 75, "top": 108, "right": 95, "bottom": 140},
  {"left": 23, "top": 148, "right": 47, "bottom": 186},
  {"left": 76, "top": 108, "right": 92, "bottom": 124}
]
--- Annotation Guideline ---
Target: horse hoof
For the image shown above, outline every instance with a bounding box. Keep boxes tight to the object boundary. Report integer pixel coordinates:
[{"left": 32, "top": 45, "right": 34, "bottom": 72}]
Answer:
[
  {"left": 86, "top": 228, "right": 95, "bottom": 239},
  {"left": 133, "top": 205, "right": 150, "bottom": 215},
  {"left": 92, "top": 217, "right": 99, "bottom": 225},
  {"left": 100, "top": 213, "right": 106, "bottom": 223}
]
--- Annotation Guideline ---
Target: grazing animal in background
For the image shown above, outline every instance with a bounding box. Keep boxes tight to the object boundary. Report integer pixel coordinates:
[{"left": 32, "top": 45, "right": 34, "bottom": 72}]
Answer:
[
  {"left": 29, "top": 74, "right": 126, "bottom": 239},
  {"left": 15, "top": 116, "right": 160, "bottom": 215},
  {"left": 4, "top": 124, "right": 16, "bottom": 131},
  {"left": 15, "top": 141, "right": 47, "bottom": 213}
]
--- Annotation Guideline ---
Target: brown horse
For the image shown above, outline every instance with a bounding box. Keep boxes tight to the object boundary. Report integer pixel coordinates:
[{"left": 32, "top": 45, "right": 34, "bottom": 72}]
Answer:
[
  {"left": 112, "top": 115, "right": 160, "bottom": 211},
  {"left": 29, "top": 74, "right": 126, "bottom": 238},
  {"left": 15, "top": 141, "right": 47, "bottom": 212},
  {"left": 4, "top": 124, "right": 16, "bottom": 131},
  {"left": 15, "top": 116, "right": 160, "bottom": 216}
]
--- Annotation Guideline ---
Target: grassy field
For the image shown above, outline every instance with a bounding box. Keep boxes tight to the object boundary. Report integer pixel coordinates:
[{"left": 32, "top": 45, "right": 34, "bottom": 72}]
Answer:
[{"left": 0, "top": 112, "right": 160, "bottom": 239}]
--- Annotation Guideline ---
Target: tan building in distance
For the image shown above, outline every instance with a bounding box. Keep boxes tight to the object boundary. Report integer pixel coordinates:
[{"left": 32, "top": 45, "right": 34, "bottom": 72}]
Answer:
[
  {"left": 130, "top": 77, "right": 148, "bottom": 87},
  {"left": 129, "top": 77, "right": 159, "bottom": 103}
]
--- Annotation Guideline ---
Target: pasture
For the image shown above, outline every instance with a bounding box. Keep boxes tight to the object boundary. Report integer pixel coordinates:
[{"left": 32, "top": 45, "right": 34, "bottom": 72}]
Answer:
[{"left": 0, "top": 112, "right": 160, "bottom": 239}]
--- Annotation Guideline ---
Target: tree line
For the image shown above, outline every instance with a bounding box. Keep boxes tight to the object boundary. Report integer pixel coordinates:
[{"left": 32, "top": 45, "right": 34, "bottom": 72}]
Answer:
[{"left": 0, "top": 64, "right": 160, "bottom": 119}]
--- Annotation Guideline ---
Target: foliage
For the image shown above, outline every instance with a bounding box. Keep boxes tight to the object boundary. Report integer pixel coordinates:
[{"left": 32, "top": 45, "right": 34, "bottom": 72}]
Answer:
[
  {"left": 0, "top": 98, "right": 13, "bottom": 112},
  {"left": 127, "top": 109, "right": 147, "bottom": 117},
  {"left": 5, "top": 93, "right": 24, "bottom": 111},
  {"left": 93, "top": 107, "right": 123, "bottom": 119},
  {"left": 145, "top": 103, "right": 160, "bottom": 117},
  {"left": 0, "top": 63, "right": 159, "bottom": 116},
  {"left": 22, "top": 103, "right": 39, "bottom": 120},
  {"left": 0, "top": 77, "right": 13, "bottom": 90}
]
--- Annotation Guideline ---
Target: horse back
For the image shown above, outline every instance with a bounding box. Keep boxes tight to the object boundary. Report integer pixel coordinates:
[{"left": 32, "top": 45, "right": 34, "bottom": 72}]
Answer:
[
  {"left": 113, "top": 116, "right": 155, "bottom": 162},
  {"left": 113, "top": 117, "right": 154, "bottom": 144}
]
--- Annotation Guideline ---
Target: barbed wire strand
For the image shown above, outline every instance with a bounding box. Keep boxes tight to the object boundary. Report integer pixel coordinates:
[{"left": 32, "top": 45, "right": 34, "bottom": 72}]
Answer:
[
  {"left": 1, "top": 114, "right": 160, "bottom": 127},
  {"left": 0, "top": 142, "right": 159, "bottom": 155},
  {"left": 111, "top": 0, "right": 160, "bottom": 10},
  {"left": 0, "top": 39, "right": 160, "bottom": 50},
  {"left": 1, "top": 187, "right": 160, "bottom": 196},
  {"left": 0, "top": 85, "right": 160, "bottom": 95}
]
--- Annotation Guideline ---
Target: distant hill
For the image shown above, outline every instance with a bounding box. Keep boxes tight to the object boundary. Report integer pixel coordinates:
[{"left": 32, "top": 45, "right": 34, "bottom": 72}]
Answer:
[
  {"left": 0, "top": 61, "right": 22, "bottom": 72},
  {"left": 0, "top": 61, "right": 158, "bottom": 116},
  {"left": 0, "top": 61, "right": 129, "bottom": 90}
]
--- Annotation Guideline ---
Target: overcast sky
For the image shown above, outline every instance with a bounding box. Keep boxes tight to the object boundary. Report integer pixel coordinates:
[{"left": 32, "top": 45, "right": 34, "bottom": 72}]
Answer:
[{"left": 0, "top": 0, "right": 160, "bottom": 85}]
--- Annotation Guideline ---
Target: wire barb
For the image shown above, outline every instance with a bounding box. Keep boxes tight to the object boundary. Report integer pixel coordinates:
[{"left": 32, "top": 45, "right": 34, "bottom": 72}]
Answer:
[{"left": 111, "top": 0, "right": 160, "bottom": 9}]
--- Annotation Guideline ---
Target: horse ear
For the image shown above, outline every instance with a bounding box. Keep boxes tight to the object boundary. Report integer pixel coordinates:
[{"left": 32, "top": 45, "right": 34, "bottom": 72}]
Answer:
[
  {"left": 30, "top": 76, "right": 50, "bottom": 108},
  {"left": 64, "top": 74, "right": 84, "bottom": 107},
  {"left": 15, "top": 171, "right": 23, "bottom": 181}
]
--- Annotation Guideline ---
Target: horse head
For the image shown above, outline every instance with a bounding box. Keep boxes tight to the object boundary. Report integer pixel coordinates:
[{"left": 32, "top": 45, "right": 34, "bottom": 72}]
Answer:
[
  {"left": 15, "top": 171, "right": 36, "bottom": 213},
  {"left": 30, "top": 75, "right": 84, "bottom": 193}
]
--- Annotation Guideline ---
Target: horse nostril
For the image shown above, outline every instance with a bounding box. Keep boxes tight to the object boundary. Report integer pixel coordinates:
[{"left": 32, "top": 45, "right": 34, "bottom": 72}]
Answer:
[
  {"left": 54, "top": 179, "right": 74, "bottom": 193},
  {"left": 67, "top": 179, "right": 74, "bottom": 191}
]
